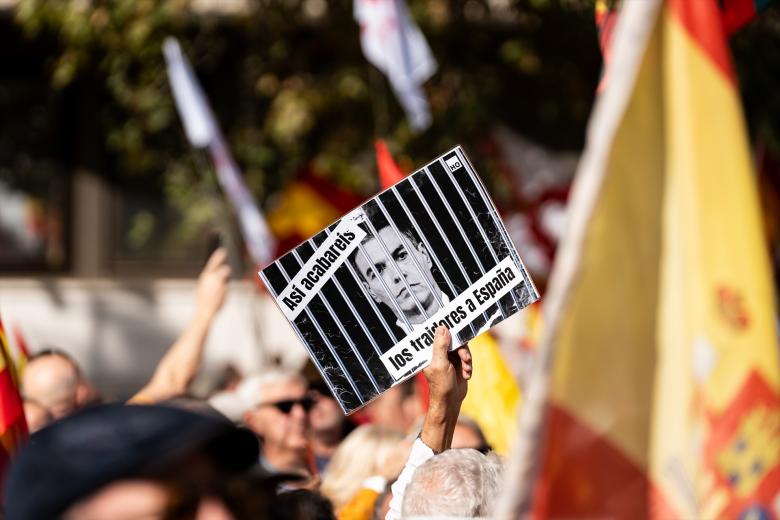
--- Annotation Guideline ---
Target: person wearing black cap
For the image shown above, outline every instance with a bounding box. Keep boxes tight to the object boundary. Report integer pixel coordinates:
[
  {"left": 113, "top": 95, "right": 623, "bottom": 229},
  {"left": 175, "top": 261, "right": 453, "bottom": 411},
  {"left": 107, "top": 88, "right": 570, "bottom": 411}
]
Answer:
[{"left": 3, "top": 403, "right": 284, "bottom": 520}]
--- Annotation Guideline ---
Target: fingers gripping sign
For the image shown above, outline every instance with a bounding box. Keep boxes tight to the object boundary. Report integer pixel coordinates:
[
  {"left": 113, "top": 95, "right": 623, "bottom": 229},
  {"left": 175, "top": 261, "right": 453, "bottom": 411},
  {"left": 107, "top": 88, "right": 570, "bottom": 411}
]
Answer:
[{"left": 424, "top": 326, "right": 472, "bottom": 405}]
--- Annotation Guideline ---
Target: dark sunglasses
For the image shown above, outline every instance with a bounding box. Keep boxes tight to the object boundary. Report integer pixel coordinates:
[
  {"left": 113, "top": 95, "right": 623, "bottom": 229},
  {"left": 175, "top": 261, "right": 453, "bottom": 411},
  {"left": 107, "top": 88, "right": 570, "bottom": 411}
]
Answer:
[
  {"left": 476, "top": 444, "right": 494, "bottom": 455},
  {"left": 262, "top": 396, "right": 315, "bottom": 414}
]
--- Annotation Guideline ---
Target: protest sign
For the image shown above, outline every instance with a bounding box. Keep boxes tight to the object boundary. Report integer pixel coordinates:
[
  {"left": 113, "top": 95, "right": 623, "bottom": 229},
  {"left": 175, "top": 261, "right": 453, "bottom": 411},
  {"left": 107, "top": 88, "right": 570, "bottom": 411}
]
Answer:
[{"left": 260, "top": 146, "right": 539, "bottom": 413}]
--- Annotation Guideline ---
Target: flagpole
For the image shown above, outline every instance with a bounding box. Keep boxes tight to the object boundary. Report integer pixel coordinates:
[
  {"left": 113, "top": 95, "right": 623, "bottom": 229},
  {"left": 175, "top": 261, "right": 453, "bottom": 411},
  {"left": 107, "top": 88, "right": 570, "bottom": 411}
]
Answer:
[
  {"left": 163, "top": 37, "right": 276, "bottom": 270},
  {"left": 190, "top": 147, "right": 242, "bottom": 271}
]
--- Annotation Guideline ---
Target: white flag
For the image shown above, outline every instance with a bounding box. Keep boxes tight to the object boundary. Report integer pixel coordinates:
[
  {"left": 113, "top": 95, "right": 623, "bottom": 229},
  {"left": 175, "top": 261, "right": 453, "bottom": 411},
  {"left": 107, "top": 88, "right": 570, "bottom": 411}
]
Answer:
[
  {"left": 163, "top": 38, "right": 276, "bottom": 267},
  {"left": 354, "top": 0, "right": 437, "bottom": 131}
]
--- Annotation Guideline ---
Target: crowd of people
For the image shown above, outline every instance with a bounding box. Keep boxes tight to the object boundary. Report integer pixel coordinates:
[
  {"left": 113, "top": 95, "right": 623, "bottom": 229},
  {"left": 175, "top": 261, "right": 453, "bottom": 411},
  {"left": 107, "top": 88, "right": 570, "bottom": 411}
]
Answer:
[{"left": 5, "top": 248, "right": 507, "bottom": 519}]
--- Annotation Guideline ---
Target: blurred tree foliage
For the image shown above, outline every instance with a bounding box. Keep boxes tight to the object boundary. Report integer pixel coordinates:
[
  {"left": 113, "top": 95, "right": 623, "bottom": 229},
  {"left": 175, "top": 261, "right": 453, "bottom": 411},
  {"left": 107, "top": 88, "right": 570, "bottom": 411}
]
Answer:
[
  {"left": 7, "top": 0, "right": 780, "bottom": 265},
  {"left": 732, "top": 6, "right": 780, "bottom": 154},
  {"left": 10, "top": 0, "right": 600, "bottom": 257}
]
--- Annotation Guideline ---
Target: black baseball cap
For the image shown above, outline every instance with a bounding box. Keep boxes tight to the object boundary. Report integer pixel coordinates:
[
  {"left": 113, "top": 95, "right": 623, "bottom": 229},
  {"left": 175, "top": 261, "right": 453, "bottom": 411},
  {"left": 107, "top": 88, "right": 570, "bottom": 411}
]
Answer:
[{"left": 4, "top": 403, "right": 260, "bottom": 519}]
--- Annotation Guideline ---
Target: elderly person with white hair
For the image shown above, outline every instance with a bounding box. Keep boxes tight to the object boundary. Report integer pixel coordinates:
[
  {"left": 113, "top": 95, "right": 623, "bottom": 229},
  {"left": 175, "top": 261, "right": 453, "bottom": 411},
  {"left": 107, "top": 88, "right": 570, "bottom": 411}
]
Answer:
[
  {"left": 402, "top": 449, "right": 503, "bottom": 518},
  {"left": 209, "top": 369, "right": 315, "bottom": 477},
  {"left": 384, "top": 325, "right": 505, "bottom": 520}
]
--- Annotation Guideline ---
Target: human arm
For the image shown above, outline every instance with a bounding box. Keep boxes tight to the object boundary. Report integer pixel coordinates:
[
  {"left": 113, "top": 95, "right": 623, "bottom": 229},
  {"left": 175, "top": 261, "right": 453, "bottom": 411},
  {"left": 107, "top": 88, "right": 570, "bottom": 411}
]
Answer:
[
  {"left": 385, "top": 326, "right": 472, "bottom": 520},
  {"left": 128, "top": 248, "right": 231, "bottom": 404}
]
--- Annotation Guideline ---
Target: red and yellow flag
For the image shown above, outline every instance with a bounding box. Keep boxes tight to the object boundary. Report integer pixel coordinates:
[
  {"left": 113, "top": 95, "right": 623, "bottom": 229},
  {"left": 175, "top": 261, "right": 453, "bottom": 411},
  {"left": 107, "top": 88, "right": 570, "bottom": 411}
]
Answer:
[
  {"left": 459, "top": 333, "right": 521, "bottom": 455},
  {"left": 375, "top": 139, "right": 406, "bottom": 189},
  {"left": 266, "top": 170, "right": 366, "bottom": 258},
  {"left": 0, "top": 317, "right": 29, "bottom": 495},
  {"left": 510, "top": 0, "right": 780, "bottom": 517}
]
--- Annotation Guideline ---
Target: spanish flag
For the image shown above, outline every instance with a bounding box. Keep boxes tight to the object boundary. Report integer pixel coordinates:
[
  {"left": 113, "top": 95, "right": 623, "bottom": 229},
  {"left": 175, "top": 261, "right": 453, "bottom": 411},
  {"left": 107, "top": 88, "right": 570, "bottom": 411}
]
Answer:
[
  {"left": 500, "top": 0, "right": 780, "bottom": 517},
  {"left": 266, "top": 171, "right": 366, "bottom": 257},
  {"left": 0, "top": 317, "right": 28, "bottom": 496},
  {"left": 460, "top": 332, "right": 521, "bottom": 455}
]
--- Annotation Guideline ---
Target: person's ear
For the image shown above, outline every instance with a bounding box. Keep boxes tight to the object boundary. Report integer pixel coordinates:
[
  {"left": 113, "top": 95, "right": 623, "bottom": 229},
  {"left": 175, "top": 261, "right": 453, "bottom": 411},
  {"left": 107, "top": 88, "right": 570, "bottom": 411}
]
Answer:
[
  {"left": 75, "top": 381, "right": 90, "bottom": 406},
  {"left": 415, "top": 241, "right": 433, "bottom": 268},
  {"left": 362, "top": 280, "right": 381, "bottom": 301}
]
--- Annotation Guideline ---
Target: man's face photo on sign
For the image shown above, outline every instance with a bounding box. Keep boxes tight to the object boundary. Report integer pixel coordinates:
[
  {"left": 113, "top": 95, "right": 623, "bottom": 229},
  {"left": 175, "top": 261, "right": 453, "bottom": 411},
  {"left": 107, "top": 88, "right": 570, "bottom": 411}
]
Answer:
[
  {"left": 260, "top": 146, "right": 540, "bottom": 414},
  {"left": 352, "top": 222, "right": 444, "bottom": 331}
]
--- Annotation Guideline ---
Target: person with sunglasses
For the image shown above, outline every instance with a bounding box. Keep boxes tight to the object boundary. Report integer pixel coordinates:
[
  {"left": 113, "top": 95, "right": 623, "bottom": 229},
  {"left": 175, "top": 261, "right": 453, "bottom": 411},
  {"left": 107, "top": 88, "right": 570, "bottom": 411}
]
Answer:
[{"left": 237, "top": 370, "right": 317, "bottom": 480}]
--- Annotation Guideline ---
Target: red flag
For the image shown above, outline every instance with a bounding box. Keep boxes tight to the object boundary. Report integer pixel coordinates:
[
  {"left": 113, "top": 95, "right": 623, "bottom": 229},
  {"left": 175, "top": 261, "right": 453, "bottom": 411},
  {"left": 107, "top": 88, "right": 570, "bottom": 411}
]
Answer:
[
  {"left": 375, "top": 140, "right": 406, "bottom": 189},
  {"left": 596, "top": 0, "right": 773, "bottom": 91},
  {"left": 0, "top": 317, "right": 29, "bottom": 496}
]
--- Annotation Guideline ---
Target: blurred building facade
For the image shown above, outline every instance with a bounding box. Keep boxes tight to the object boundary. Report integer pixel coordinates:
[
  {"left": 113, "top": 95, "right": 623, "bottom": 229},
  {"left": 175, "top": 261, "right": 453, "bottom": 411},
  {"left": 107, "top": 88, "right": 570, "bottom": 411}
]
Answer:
[{"left": 0, "top": 5, "right": 314, "bottom": 397}]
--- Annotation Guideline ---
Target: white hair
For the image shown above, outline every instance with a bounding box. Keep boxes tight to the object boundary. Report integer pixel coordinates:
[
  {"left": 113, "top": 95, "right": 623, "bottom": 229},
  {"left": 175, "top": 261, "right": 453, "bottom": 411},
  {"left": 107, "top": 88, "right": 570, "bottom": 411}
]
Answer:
[
  {"left": 401, "top": 448, "right": 503, "bottom": 518},
  {"left": 207, "top": 369, "right": 306, "bottom": 422}
]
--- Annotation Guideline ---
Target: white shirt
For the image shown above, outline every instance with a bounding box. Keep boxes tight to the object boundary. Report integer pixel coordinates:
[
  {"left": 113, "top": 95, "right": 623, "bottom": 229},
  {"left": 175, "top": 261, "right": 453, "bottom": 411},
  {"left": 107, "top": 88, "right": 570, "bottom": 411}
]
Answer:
[{"left": 386, "top": 438, "right": 436, "bottom": 520}]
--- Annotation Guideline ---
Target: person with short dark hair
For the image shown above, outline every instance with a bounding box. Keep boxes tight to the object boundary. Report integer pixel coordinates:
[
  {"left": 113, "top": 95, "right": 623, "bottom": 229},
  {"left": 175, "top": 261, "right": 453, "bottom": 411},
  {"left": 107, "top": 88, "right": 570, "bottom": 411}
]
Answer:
[
  {"left": 308, "top": 380, "right": 352, "bottom": 473},
  {"left": 451, "top": 415, "right": 492, "bottom": 453},
  {"left": 350, "top": 212, "right": 501, "bottom": 340},
  {"left": 351, "top": 222, "right": 446, "bottom": 335},
  {"left": 268, "top": 489, "right": 336, "bottom": 520}
]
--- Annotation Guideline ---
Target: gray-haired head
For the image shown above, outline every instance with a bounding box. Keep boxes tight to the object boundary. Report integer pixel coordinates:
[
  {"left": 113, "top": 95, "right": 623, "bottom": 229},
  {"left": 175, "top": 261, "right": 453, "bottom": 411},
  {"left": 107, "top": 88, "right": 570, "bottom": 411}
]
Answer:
[
  {"left": 208, "top": 369, "right": 306, "bottom": 423},
  {"left": 402, "top": 448, "right": 503, "bottom": 518}
]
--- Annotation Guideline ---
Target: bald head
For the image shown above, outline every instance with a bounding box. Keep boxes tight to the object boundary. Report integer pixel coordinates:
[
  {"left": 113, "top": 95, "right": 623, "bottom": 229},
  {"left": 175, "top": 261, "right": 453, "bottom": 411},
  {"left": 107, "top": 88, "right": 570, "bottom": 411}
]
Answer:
[{"left": 22, "top": 353, "right": 83, "bottom": 419}]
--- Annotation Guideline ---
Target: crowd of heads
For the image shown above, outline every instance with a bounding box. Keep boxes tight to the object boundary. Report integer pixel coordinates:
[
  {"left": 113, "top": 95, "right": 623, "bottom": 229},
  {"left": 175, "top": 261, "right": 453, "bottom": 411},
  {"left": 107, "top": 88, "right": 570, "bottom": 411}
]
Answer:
[{"left": 3, "top": 249, "right": 507, "bottom": 519}]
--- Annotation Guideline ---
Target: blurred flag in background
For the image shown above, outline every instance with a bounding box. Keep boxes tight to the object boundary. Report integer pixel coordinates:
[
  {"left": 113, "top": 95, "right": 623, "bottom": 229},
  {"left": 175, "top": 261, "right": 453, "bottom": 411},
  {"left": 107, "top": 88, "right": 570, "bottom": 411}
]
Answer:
[
  {"left": 354, "top": 0, "right": 437, "bottom": 131},
  {"left": 164, "top": 38, "right": 276, "bottom": 268},
  {"left": 500, "top": 0, "right": 780, "bottom": 517},
  {"left": 266, "top": 171, "right": 366, "bottom": 257},
  {"left": 595, "top": 0, "right": 775, "bottom": 92},
  {"left": 0, "top": 317, "right": 28, "bottom": 498}
]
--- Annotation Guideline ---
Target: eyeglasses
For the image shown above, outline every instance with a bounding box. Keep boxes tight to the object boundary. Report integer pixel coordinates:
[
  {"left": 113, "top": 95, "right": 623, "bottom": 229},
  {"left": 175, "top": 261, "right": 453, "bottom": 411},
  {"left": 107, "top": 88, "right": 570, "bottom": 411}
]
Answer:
[
  {"left": 476, "top": 444, "right": 493, "bottom": 455},
  {"left": 260, "top": 396, "right": 315, "bottom": 414}
]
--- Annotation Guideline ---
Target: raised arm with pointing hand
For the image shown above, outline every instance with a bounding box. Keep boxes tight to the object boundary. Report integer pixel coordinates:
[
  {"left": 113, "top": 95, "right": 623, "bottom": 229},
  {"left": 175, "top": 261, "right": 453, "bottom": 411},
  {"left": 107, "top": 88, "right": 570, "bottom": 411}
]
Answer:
[
  {"left": 129, "top": 247, "right": 231, "bottom": 404},
  {"left": 386, "top": 326, "right": 472, "bottom": 520}
]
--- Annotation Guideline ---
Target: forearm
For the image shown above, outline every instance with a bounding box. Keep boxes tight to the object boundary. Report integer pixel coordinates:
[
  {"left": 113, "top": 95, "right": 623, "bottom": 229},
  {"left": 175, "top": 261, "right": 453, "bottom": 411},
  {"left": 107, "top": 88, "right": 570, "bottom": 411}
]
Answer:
[
  {"left": 420, "top": 399, "right": 461, "bottom": 453},
  {"left": 387, "top": 400, "right": 460, "bottom": 520},
  {"left": 160, "top": 308, "right": 214, "bottom": 385},
  {"left": 129, "top": 307, "right": 215, "bottom": 403},
  {"left": 386, "top": 327, "right": 471, "bottom": 519},
  {"left": 129, "top": 247, "right": 229, "bottom": 404}
]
